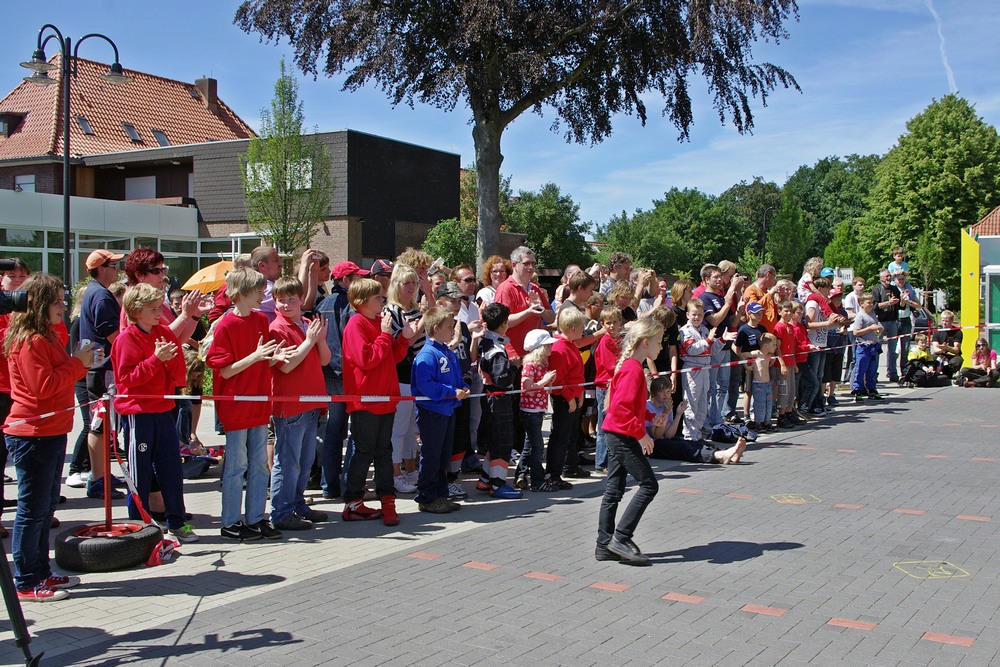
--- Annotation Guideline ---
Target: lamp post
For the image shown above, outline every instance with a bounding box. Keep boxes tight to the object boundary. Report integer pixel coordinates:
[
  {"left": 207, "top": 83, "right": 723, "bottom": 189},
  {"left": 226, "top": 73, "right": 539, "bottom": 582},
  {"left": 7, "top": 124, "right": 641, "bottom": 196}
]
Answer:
[{"left": 20, "top": 24, "right": 130, "bottom": 292}]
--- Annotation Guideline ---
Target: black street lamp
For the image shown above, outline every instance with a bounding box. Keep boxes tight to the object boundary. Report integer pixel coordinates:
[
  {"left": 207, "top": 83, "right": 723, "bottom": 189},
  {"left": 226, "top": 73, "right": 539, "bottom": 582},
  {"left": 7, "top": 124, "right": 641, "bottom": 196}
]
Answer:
[{"left": 20, "top": 24, "right": 130, "bottom": 293}]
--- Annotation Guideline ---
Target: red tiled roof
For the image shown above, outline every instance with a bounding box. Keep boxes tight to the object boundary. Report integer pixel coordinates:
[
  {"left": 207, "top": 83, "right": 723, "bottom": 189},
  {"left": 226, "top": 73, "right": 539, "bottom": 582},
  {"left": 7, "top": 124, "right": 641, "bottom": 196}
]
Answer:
[
  {"left": 0, "top": 54, "right": 254, "bottom": 161},
  {"left": 970, "top": 205, "right": 1000, "bottom": 237}
]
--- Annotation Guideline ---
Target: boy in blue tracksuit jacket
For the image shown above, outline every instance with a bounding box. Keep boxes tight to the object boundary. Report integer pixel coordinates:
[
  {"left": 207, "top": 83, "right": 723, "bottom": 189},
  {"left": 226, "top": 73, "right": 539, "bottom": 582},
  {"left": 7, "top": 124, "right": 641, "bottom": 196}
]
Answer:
[{"left": 411, "top": 307, "right": 471, "bottom": 512}]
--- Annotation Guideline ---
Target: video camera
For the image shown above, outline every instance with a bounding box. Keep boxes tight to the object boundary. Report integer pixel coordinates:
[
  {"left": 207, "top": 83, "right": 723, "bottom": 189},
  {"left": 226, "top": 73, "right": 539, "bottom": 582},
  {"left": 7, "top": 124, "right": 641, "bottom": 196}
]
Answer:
[{"left": 0, "top": 258, "right": 28, "bottom": 315}]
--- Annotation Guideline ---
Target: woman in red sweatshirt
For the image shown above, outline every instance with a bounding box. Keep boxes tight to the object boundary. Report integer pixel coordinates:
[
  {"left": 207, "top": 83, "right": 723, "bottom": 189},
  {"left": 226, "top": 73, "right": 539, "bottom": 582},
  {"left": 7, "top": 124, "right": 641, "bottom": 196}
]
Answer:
[
  {"left": 596, "top": 318, "right": 664, "bottom": 565},
  {"left": 112, "top": 283, "right": 196, "bottom": 544},
  {"left": 4, "top": 273, "right": 97, "bottom": 602}
]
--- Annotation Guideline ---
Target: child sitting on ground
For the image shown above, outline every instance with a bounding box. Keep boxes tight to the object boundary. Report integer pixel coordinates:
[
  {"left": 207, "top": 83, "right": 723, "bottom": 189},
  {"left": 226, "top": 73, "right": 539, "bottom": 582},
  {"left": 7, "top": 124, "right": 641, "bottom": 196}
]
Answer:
[
  {"left": 646, "top": 377, "right": 746, "bottom": 464},
  {"left": 901, "top": 332, "right": 943, "bottom": 387},
  {"left": 516, "top": 329, "right": 558, "bottom": 491}
]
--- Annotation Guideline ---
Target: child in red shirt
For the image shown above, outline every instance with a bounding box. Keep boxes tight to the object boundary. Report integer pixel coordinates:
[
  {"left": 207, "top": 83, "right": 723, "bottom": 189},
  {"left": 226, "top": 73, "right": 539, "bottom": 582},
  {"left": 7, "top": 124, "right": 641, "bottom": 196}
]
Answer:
[
  {"left": 112, "top": 284, "right": 196, "bottom": 543},
  {"left": 593, "top": 306, "right": 624, "bottom": 473},
  {"left": 341, "top": 278, "right": 413, "bottom": 524},
  {"left": 772, "top": 301, "right": 800, "bottom": 427},
  {"left": 547, "top": 307, "right": 587, "bottom": 485},
  {"left": 597, "top": 318, "right": 664, "bottom": 564},
  {"left": 268, "top": 277, "right": 331, "bottom": 531},
  {"left": 206, "top": 268, "right": 286, "bottom": 541}
]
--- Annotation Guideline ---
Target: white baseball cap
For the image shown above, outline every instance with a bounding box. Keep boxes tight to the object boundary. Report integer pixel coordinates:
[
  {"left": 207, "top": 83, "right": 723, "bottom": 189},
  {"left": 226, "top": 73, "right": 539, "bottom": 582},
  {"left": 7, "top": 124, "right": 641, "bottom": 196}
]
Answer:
[{"left": 523, "top": 329, "right": 557, "bottom": 352}]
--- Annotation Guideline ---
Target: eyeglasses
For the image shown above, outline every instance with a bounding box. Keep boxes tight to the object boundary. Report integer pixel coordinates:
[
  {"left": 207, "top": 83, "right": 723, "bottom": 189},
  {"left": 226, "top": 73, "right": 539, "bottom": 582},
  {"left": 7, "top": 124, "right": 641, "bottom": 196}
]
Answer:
[
  {"left": 461, "top": 277, "right": 477, "bottom": 283},
  {"left": 146, "top": 266, "right": 169, "bottom": 275},
  {"left": 975, "top": 343, "right": 986, "bottom": 348}
]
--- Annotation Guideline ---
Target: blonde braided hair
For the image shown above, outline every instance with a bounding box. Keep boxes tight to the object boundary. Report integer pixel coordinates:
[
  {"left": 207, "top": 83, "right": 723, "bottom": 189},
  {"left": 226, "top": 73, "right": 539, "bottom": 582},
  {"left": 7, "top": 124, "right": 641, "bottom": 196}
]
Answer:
[{"left": 614, "top": 318, "right": 664, "bottom": 374}]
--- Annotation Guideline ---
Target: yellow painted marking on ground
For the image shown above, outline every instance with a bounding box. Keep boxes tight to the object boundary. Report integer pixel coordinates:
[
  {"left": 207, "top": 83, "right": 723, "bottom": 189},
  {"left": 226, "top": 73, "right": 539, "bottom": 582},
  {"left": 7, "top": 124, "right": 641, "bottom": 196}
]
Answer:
[
  {"left": 892, "top": 560, "right": 970, "bottom": 580},
  {"left": 770, "top": 493, "right": 821, "bottom": 505}
]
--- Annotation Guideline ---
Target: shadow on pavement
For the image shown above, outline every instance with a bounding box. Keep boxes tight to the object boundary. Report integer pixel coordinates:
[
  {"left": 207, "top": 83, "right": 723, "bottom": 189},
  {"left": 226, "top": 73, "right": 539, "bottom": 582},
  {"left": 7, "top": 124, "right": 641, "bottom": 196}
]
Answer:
[{"left": 648, "top": 540, "right": 804, "bottom": 564}]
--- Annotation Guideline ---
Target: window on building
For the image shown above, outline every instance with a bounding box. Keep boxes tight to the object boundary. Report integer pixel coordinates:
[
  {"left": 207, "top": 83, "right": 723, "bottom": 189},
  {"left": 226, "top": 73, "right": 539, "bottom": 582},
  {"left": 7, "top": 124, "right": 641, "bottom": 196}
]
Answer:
[
  {"left": 125, "top": 175, "right": 156, "bottom": 200},
  {"left": 76, "top": 116, "right": 94, "bottom": 135},
  {"left": 151, "top": 129, "right": 170, "bottom": 147},
  {"left": 122, "top": 123, "right": 142, "bottom": 143},
  {"left": 14, "top": 175, "right": 35, "bottom": 193},
  {"left": 245, "top": 159, "right": 313, "bottom": 192}
]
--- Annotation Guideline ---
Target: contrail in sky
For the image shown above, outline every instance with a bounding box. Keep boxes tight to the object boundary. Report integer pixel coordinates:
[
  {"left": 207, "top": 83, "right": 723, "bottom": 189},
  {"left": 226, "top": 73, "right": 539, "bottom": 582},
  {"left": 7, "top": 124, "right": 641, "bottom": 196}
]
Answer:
[{"left": 925, "top": 0, "right": 958, "bottom": 93}]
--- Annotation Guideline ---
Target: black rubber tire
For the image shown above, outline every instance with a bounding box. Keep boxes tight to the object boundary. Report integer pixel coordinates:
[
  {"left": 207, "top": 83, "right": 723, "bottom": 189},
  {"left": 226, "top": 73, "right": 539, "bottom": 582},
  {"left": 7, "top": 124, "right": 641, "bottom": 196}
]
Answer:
[{"left": 54, "top": 523, "right": 163, "bottom": 573}]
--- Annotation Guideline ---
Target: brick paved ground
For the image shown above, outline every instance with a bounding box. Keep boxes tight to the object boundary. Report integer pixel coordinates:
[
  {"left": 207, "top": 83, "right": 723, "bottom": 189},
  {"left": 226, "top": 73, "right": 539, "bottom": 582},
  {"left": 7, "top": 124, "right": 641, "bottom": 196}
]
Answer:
[{"left": 2, "top": 376, "right": 999, "bottom": 666}]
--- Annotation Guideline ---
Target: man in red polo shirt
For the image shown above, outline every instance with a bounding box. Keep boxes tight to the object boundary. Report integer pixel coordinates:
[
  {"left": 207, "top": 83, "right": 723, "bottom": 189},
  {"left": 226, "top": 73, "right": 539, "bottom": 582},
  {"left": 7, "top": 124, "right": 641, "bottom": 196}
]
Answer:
[{"left": 493, "top": 246, "right": 554, "bottom": 361}]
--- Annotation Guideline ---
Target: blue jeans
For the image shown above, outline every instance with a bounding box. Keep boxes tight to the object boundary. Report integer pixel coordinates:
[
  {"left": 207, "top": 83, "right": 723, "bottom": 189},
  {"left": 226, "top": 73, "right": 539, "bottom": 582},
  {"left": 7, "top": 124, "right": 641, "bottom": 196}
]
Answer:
[
  {"left": 882, "top": 319, "right": 900, "bottom": 380},
  {"left": 706, "top": 346, "right": 730, "bottom": 428},
  {"left": 271, "top": 409, "right": 320, "bottom": 523},
  {"left": 221, "top": 424, "right": 269, "bottom": 527},
  {"left": 751, "top": 381, "right": 774, "bottom": 424},
  {"left": 517, "top": 411, "right": 547, "bottom": 485},
  {"left": 797, "top": 355, "right": 819, "bottom": 412},
  {"left": 896, "top": 318, "right": 912, "bottom": 378},
  {"left": 321, "top": 376, "right": 348, "bottom": 497},
  {"left": 415, "top": 407, "right": 454, "bottom": 503},
  {"left": 597, "top": 430, "right": 659, "bottom": 546},
  {"left": 852, "top": 343, "right": 879, "bottom": 394},
  {"left": 595, "top": 388, "right": 608, "bottom": 468},
  {"left": 6, "top": 434, "right": 65, "bottom": 591}
]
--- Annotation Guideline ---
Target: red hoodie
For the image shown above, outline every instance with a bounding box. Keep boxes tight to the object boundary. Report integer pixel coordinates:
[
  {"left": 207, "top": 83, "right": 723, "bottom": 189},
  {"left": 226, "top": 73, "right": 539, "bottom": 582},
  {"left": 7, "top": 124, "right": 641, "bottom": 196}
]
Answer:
[
  {"left": 112, "top": 323, "right": 186, "bottom": 414},
  {"left": 205, "top": 310, "right": 274, "bottom": 431},
  {"left": 594, "top": 334, "right": 621, "bottom": 390},
  {"left": 4, "top": 332, "right": 87, "bottom": 437},
  {"left": 269, "top": 313, "right": 327, "bottom": 418},
  {"left": 342, "top": 312, "right": 409, "bottom": 414},
  {"left": 601, "top": 357, "right": 655, "bottom": 440},
  {"left": 548, "top": 334, "right": 585, "bottom": 401}
]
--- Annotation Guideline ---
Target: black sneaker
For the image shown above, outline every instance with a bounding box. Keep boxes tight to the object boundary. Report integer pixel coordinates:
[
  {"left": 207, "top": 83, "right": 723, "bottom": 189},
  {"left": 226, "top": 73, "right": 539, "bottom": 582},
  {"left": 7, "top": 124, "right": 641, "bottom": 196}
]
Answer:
[
  {"left": 564, "top": 467, "right": 591, "bottom": 479},
  {"left": 595, "top": 544, "right": 622, "bottom": 561},
  {"left": 298, "top": 508, "right": 329, "bottom": 523},
  {"left": 272, "top": 513, "right": 313, "bottom": 530},
  {"left": 221, "top": 522, "right": 262, "bottom": 541},
  {"left": 253, "top": 521, "right": 283, "bottom": 540}
]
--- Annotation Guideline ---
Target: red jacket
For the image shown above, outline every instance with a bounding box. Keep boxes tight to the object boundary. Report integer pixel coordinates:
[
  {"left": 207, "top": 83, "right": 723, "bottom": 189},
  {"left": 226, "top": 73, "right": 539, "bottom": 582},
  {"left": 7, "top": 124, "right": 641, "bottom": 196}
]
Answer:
[
  {"left": 4, "top": 332, "right": 87, "bottom": 437},
  {"left": 792, "top": 320, "right": 810, "bottom": 364},
  {"left": 601, "top": 357, "right": 654, "bottom": 441},
  {"left": 342, "top": 312, "right": 409, "bottom": 414},
  {"left": 205, "top": 310, "right": 273, "bottom": 431},
  {"left": 269, "top": 313, "right": 327, "bottom": 418},
  {"left": 112, "top": 323, "right": 186, "bottom": 415},
  {"left": 548, "top": 334, "right": 584, "bottom": 401},
  {"left": 594, "top": 334, "right": 621, "bottom": 390}
]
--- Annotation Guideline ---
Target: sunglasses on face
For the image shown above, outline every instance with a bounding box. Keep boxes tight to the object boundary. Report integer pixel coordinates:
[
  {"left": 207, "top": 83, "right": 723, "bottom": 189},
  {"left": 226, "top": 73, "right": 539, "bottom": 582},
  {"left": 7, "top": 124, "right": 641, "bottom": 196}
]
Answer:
[
  {"left": 146, "top": 266, "right": 169, "bottom": 275},
  {"left": 461, "top": 277, "right": 477, "bottom": 283}
]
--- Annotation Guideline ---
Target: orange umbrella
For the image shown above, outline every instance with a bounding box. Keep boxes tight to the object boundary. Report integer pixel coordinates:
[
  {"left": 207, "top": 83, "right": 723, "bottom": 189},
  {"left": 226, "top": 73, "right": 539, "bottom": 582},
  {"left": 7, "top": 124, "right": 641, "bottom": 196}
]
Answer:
[{"left": 181, "top": 260, "right": 234, "bottom": 294}]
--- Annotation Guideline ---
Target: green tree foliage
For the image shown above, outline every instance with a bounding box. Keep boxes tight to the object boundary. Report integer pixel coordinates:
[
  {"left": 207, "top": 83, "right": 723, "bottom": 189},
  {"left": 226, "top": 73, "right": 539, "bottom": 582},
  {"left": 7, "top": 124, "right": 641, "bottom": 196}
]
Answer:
[
  {"left": 855, "top": 94, "right": 1000, "bottom": 296},
  {"left": 504, "top": 183, "right": 593, "bottom": 269},
  {"left": 241, "top": 59, "right": 333, "bottom": 253},
  {"left": 784, "top": 154, "right": 880, "bottom": 256},
  {"left": 596, "top": 188, "right": 749, "bottom": 276},
  {"left": 235, "top": 1, "right": 799, "bottom": 267},
  {"left": 422, "top": 218, "right": 477, "bottom": 269},
  {"left": 764, "top": 193, "right": 811, "bottom": 275},
  {"left": 823, "top": 218, "right": 865, "bottom": 276},
  {"left": 721, "top": 177, "right": 782, "bottom": 253}
]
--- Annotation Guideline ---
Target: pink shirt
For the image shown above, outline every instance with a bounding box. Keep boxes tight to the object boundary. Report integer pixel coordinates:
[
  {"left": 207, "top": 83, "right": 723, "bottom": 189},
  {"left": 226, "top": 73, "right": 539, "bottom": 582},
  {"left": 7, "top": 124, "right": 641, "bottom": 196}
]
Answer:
[{"left": 520, "top": 361, "right": 550, "bottom": 412}]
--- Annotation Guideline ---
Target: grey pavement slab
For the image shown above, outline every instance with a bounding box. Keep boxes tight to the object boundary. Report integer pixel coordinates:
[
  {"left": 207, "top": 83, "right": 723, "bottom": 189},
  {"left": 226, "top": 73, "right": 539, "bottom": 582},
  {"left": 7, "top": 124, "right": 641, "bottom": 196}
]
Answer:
[{"left": 2, "top": 376, "right": 1000, "bottom": 665}]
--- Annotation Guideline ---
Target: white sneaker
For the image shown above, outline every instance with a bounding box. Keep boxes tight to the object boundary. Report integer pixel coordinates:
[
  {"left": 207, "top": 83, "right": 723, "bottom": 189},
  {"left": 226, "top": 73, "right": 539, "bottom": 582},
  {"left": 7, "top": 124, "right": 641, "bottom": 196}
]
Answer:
[
  {"left": 394, "top": 475, "right": 417, "bottom": 494},
  {"left": 66, "top": 472, "right": 89, "bottom": 488},
  {"left": 448, "top": 482, "right": 468, "bottom": 499},
  {"left": 403, "top": 469, "right": 420, "bottom": 484}
]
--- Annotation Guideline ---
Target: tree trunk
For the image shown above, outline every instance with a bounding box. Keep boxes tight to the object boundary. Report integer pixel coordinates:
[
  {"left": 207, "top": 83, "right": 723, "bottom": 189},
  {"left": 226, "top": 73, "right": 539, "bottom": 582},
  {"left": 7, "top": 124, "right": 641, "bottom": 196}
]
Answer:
[{"left": 473, "top": 116, "right": 504, "bottom": 273}]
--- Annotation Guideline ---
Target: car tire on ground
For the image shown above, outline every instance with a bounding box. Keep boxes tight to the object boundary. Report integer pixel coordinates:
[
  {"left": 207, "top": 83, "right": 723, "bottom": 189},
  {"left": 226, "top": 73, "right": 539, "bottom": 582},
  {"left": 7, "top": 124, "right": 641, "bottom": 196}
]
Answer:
[{"left": 54, "top": 523, "right": 163, "bottom": 573}]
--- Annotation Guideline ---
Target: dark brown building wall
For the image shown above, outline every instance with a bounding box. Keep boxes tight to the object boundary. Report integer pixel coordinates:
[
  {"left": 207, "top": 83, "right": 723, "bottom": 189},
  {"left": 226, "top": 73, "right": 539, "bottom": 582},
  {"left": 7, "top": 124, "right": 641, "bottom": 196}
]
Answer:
[{"left": 0, "top": 163, "right": 61, "bottom": 194}]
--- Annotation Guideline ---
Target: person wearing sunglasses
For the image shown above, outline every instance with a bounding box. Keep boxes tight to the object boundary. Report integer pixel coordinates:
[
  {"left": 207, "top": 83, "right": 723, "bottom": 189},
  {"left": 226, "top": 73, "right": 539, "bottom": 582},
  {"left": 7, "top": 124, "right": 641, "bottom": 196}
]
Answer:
[
  {"left": 122, "top": 248, "right": 210, "bottom": 344},
  {"left": 956, "top": 338, "right": 998, "bottom": 387}
]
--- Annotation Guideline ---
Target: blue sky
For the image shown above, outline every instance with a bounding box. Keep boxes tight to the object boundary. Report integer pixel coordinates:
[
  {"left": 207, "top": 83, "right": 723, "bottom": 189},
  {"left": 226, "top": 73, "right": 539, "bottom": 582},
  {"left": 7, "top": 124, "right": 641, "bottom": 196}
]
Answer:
[{"left": 3, "top": 1, "right": 998, "bottom": 231}]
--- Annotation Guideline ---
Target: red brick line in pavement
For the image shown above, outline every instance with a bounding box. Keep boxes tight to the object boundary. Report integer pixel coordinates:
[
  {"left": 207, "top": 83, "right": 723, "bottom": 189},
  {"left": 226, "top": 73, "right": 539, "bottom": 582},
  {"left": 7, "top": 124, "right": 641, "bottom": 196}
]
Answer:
[{"left": 406, "top": 552, "right": 979, "bottom": 650}]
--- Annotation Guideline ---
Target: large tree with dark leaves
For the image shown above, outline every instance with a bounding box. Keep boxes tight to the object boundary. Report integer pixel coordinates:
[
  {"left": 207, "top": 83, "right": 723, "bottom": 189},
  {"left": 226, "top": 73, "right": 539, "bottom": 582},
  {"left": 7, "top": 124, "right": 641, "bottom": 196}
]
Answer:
[{"left": 236, "top": 0, "right": 799, "bottom": 267}]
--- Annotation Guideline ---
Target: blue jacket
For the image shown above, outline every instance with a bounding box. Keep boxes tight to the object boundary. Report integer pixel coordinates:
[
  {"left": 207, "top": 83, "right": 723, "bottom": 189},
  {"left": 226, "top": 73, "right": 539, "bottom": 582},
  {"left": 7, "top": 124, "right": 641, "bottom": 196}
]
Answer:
[{"left": 412, "top": 338, "right": 468, "bottom": 416}]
